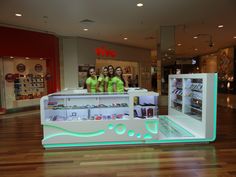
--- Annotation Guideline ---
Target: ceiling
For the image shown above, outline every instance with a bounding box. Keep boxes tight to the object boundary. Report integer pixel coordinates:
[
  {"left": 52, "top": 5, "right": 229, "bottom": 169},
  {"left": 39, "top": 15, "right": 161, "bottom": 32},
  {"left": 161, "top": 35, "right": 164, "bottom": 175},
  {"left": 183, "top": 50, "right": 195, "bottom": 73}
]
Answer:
[{"left": 0, "top": 0, "right": 236, "bottom": 57}]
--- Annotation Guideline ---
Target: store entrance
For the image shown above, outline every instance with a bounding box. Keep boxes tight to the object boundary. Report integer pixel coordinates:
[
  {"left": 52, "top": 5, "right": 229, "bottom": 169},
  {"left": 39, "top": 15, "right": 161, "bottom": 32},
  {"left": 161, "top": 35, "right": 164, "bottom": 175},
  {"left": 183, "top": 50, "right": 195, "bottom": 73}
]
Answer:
[
  {"left": 96, "top": 59, "right": 139, "bottom": 87},
  {"left": 0, "top": 56, "right": 48, "bottom": 110}
]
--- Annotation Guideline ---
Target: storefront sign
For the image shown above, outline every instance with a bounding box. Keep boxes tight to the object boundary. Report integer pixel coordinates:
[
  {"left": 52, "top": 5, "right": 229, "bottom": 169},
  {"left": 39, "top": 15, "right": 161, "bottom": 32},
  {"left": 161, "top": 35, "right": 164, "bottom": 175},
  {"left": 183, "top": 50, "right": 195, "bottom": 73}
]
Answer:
[
  {"left": 5, "top": 73, "right": 15, "bottom": 82},
  {"left": 35, "top": 64, "right": 43, "bottom": 72},
  {"left": 95, "top": 46, "right": 117, "bottom": 58},
  {"left": 16, "top": 63, "right": 26, "bottom": 73}
]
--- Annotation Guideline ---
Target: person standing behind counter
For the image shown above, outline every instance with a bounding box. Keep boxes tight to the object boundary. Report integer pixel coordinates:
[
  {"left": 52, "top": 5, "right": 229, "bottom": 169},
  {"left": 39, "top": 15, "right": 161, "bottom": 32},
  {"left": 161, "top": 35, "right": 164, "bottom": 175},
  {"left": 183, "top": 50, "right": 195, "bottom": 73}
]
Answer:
[
  {"left": 106, "top": 65, "right": 115, "bottom": 92},
  {"left": 86, "top": 67, "right": 97, "bottom": 93},
  {"left": 96, "top": 66, "right": 108, "bottom": 92},
  {"left": 113, "top": 66, "right": 126, "bottom": 93}
]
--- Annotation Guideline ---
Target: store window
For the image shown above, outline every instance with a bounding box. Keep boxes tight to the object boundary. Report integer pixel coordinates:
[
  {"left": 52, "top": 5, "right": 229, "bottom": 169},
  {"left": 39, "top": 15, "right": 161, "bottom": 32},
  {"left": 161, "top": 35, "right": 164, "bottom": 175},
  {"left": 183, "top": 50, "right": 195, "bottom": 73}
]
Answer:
[{"left": 0, "top": 56, "right": 48, "bottom": 109}]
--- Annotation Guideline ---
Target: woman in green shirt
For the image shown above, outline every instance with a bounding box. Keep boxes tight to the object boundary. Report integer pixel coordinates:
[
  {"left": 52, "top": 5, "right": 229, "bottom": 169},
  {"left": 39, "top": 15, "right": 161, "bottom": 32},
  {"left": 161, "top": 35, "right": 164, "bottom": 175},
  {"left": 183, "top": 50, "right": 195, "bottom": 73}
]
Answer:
[
  {"left": 106, "top": 65, "right": 115, "bottom": 93},
  {"left": 86, "top": 67, "right": 97, "bottom": 93},
  {"left": 113, "top": 66, "right": 126, "bottom": 93},
  {"left": 96, "top": 66, "right": 108, "bottom": 92}
]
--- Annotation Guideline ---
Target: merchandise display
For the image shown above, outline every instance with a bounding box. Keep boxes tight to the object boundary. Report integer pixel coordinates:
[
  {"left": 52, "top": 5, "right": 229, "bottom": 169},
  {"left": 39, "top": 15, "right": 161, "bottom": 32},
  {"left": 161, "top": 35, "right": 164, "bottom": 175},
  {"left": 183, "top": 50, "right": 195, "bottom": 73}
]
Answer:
[
  {"left": 40, "top": 91, "right": 159, "bottom": 148},
  {"left": 170, "top": 78, "right": 183, "bottom": 111},
  {"left": 40, "top": 73, "right": 217, "bottom": 148},
  {"left": 166, "top": 73, "right": 217, "bottom": 140},
  {"left": 14, "top": 74, "right": 46, "bottom": 100}
]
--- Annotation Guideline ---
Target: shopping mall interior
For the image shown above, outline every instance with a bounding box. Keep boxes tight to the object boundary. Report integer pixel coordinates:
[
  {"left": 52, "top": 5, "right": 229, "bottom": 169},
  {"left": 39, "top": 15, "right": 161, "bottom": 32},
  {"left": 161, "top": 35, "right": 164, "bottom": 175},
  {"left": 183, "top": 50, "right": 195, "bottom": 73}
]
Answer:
[{"left": 1, "top": 1, "right": 236, "bottom": 177}]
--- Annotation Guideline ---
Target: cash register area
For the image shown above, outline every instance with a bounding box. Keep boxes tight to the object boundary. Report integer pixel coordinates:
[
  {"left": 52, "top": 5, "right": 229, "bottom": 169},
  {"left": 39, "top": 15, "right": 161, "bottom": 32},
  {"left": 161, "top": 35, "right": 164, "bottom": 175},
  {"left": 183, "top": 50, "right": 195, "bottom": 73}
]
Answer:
[{"left": 0, "top": 93, "right": 236, "bottom": 177}]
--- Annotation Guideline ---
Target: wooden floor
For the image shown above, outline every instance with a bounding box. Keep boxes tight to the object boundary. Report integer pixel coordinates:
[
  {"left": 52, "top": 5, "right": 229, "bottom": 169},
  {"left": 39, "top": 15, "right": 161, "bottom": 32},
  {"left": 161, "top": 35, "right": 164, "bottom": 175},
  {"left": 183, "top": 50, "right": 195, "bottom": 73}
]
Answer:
[{"left": 0, "top": 106, "right": 236, "bottom": 177}]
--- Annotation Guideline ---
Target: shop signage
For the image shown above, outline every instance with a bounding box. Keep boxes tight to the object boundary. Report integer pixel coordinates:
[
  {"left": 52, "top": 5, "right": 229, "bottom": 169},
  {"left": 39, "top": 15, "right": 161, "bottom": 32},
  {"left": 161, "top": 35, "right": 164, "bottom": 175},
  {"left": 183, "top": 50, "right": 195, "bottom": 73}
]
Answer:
[
  {"left": 95, "top": 46, "right": 117, "bottom": 58},
  {"left": 5, "top": 73, "right": 15, "bottom": 82},
  {"left": 16, "top": 63, "right": 26, "bottom": 73},
  {"left": 35, "top": 64, "right": 43, "bottom": 72}
]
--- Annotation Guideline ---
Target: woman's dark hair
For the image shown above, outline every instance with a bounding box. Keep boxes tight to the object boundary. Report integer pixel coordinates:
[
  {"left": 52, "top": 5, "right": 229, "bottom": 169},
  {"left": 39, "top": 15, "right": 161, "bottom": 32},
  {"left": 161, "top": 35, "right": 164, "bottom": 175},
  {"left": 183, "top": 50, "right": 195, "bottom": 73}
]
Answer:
[
  {"left": 87, "top": 67, "right": 95, "bottom": 78},
  {"left": 115, "top": 66, "right": 125, "bottom": 84},
  {"left": 107, "top": 65, "right": 114, "bottom": 78},
  {"left": 103, "top": 66, "right": 108, "bottom": 73}
]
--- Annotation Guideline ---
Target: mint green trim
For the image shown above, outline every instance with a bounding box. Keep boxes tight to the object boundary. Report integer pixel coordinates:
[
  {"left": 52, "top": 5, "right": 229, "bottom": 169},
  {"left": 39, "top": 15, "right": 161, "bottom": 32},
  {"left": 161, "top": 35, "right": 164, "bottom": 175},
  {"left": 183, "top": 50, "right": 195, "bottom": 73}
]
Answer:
[
  {"left": 44, "top": 141, "right": 144, "bottom": 148},
  {"left": 136, "top": 133, "right": 141, "bottom": 138},
  {"left": 144, "top": 133, "right": 152, "bottom": 139},
  {"left": 128, "top": 130, "right": 135, "bottom": 136},
  {"left": 145, "top": 120, "right": 158, "bottom": 134},
  {"left": 211, "top": 73, "right": 218, "bottom": 141},
  {"left": 159, "top": 116, "right": 194, "bottom": 137},
  {"left": 145, "top": 138, "right": 210, "bottom": 144},
  {"left": 43, "top": 124, "right": 105, "bottom": 140},
  {"left": 108, "top": 124, "right": 114, "bottom": 130},
  {"left": 114, "top": 124, "right": 126, "bottom": 135}
]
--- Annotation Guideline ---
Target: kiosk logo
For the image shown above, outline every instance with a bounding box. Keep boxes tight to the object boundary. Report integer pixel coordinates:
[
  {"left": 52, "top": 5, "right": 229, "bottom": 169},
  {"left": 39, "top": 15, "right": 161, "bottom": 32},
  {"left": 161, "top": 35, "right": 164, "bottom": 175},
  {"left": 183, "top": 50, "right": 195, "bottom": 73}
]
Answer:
[{"left": 96, "top": 46, "right": 117, "bottom": 58}]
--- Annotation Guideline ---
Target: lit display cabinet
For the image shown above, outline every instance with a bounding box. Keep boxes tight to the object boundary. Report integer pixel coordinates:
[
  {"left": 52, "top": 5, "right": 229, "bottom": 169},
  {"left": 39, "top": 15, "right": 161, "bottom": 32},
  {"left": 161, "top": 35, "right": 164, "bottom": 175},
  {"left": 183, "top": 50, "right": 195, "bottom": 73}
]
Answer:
[
  {"left": 40, "top": 73, "right": 217, "bottom": 148},
  {"left": 163, "top": 73, "right": 218, "bottom": 142},
  {"left": 40, "top": 91, "right": 159, "bottom": 148}
]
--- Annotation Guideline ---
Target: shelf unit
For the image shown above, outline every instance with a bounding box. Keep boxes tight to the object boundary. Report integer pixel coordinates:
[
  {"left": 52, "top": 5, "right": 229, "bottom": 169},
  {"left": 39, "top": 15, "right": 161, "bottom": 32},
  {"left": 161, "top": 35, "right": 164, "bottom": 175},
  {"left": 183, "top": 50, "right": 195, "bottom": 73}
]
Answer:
[{"left": 167, "top": 73, "right": 217, "bottom": 140}]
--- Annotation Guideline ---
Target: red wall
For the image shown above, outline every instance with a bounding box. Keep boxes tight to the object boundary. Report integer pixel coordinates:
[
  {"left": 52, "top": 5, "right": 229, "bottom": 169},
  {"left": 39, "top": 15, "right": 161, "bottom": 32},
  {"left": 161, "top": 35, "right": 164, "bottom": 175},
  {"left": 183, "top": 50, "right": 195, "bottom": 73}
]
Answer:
[{"left": 0, "top": 26, "right": 60, "bottom": 93}]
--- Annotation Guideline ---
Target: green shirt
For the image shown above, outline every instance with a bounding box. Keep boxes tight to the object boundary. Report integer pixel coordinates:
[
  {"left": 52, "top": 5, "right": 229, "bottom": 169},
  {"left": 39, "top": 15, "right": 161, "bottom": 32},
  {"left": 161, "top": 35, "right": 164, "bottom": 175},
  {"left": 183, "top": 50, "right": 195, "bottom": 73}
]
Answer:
[
  {"left": 112, "top": 76, "right": 124, "bottom": 93},
  {"left": 106, "top": 76, "right": 114, "bottom": 93},
  {"left": 86, "top": 77, "right": 97, "bottom": 93},
  {"left": 98, "top": 75, "right": 106, "bottom": 92}
]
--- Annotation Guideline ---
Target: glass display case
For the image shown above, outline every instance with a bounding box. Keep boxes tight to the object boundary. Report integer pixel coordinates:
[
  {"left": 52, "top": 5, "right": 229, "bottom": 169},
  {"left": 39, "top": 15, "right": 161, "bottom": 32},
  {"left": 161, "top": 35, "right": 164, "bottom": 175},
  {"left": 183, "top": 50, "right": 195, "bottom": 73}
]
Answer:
[
  {"left": 40, "top": 91, "right": 159, "bottom": 148},
  {"left": 170, "top": 78, "right": 183, "bottom": 112},
  {"left": 167, "top": 73, "right": 217, "bottom": 140},
  {"left": 184, "top": 78, "right": 203, "bottom": 121},
  {"left": 133, "top": 95, "right": 158, "bottom": 119},
  {"left": 44, "top": 93, "right": 129, "bottom": 121},
  {"left": 40, "top": 74, "right": 217, "bottom": 148}
]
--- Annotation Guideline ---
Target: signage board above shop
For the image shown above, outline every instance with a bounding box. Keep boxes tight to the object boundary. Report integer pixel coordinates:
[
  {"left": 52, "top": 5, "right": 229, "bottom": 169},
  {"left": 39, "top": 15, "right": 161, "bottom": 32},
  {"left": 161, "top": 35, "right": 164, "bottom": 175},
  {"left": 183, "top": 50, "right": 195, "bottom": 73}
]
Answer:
[{"left": 95, "top": 46, "right": 117, "bottom": 58}]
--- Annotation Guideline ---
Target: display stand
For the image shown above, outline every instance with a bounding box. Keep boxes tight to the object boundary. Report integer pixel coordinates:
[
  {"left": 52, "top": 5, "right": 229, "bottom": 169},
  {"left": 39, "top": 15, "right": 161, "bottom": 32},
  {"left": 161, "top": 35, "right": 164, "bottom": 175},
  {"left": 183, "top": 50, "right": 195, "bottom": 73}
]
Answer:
[
  {"left": 40, "top": 90, "right": 159, "bottom": 148},
  {"left": 40, "top": 73, "right": 217, "bottom": 148}
]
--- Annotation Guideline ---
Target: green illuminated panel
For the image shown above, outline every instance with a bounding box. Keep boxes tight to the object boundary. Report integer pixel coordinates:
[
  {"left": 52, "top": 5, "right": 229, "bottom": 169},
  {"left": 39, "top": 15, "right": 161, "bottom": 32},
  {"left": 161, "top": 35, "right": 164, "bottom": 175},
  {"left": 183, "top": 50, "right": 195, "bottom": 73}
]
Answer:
[
  {"left": 43, "top": 124, "right": 105, "bottom": 141},
  {"left": 114, "top": 124, "right": 126, "bottom": 135},
  {"left": 159, "top": 116, "right": 194, "bottom": 138},
  {"left": 144, "top": 133, "right": 152, "bottom": 139},
  {"left": 44, "top": 141, "right": 144, "bottom": 148},
  {"left": 145, "top": 120, "right": 158, "bottom": 134},
  {"left": 108, "top": 124, "right": 114, "bottom": 130},
  {"left": 128, "top": 130, "right": 135, "bottom": 136}
]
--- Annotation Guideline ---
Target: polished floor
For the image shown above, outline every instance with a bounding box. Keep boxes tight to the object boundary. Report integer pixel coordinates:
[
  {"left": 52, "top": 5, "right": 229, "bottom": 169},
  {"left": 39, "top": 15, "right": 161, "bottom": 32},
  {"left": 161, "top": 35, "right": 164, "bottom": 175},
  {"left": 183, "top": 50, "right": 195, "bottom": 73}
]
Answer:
[{"left": 0, "top": 106, "right": 236, "bottom": 177}]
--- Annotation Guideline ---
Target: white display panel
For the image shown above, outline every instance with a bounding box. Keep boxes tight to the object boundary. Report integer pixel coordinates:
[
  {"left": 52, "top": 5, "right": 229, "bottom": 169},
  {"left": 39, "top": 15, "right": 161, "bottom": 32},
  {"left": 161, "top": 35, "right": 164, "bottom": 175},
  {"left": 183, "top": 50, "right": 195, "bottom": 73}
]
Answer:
[{"left": 168, "top": 73, "right": 217, "bottom": 139}]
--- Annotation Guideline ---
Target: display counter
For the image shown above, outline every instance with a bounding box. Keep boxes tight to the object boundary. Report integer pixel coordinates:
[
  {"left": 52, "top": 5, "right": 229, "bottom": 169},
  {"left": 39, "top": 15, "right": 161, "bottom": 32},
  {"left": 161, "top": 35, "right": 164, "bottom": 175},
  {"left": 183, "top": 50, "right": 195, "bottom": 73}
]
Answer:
[{"left": 40, "top": 73, "right": 217, "bottom": 148}]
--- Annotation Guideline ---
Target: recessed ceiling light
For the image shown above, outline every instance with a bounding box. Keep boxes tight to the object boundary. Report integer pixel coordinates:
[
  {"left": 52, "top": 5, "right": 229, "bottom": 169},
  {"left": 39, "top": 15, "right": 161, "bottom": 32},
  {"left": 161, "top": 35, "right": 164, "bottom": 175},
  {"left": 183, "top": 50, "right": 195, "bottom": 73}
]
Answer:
[
  {"left": 83, "top": 28, "right": 88, "bottom": 31},
  {"left": 40, "top": 58, "right": 43, "bottom": 60},
  {"left": 218, "top": 24, "right": 224, "bottom": 28},
  {"left": 124, "top": 37, "right": 128, "bottom": 40},
  {"left": 137, "top": 3, "right": 143, "bottom": 7},
  {"left": 10, "top": 56, "right": 14, "bottom": 59},
  {"left": 193, "top": 36, "right": 198, "bottom": 39},
  {"left": 194, "top": 48, "right": 198, "bottom": 51},
  {"left": 233, "top": 36, "right": 236, "bottom": 39},
  {"left": 15, "top": 13, "right": 22, "bottom": 17},
  {"left": 177, "top": 43, "right": 182, "bottom": 46},
  {"left": 25, "top": 57, "right": 30, "bottom": 60}
]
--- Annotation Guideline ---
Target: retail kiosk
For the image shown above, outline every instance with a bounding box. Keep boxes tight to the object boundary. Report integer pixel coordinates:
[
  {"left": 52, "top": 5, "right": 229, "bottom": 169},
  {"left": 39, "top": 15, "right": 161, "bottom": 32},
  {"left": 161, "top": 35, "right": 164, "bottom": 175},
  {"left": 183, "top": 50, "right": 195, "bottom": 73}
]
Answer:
[{"left": 40, "top": 73, "right": 217, "bottom": 148}]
